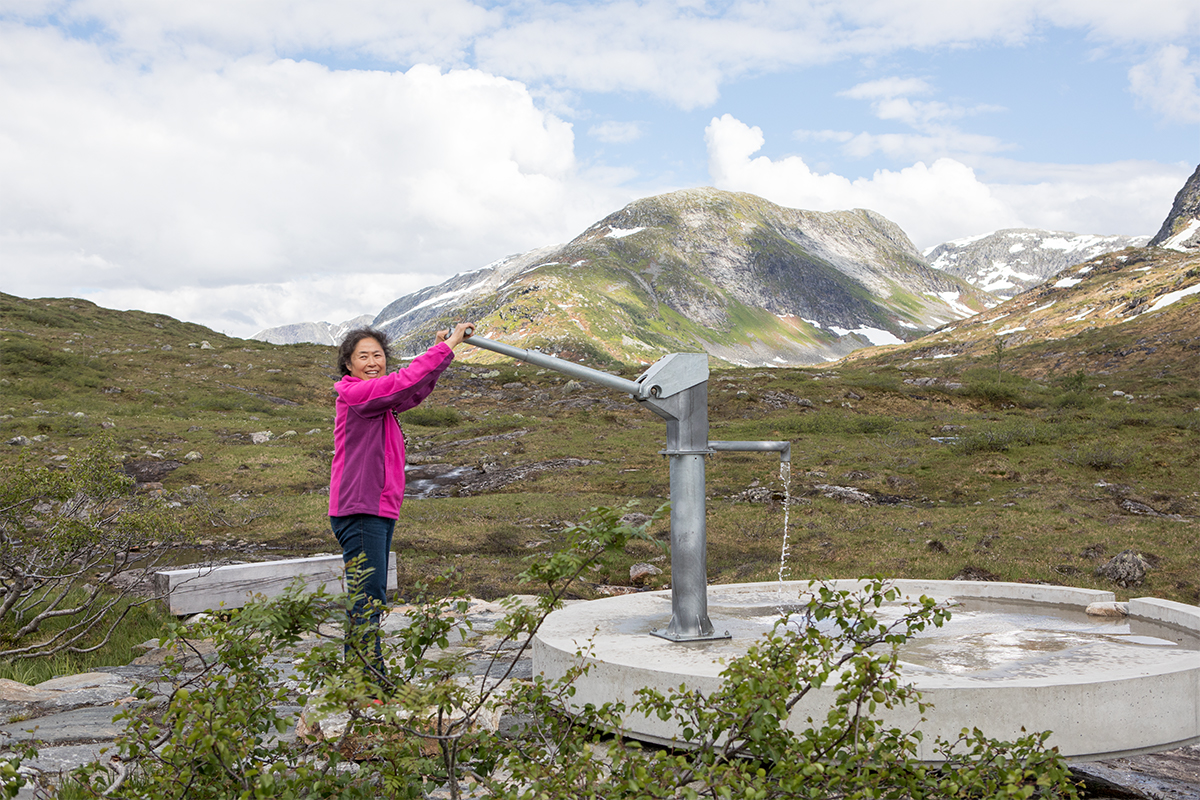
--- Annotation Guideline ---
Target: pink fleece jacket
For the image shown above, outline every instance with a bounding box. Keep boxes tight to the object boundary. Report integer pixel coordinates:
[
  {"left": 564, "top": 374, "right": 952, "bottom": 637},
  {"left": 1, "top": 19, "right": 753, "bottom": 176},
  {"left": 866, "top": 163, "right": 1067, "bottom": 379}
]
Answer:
[{"left": 328, "top": 341, "right": 454, "bottom": 519}]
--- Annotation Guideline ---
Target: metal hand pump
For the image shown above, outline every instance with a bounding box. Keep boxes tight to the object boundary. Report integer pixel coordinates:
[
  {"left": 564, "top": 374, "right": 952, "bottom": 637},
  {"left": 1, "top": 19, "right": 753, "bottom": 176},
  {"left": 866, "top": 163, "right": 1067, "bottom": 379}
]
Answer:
[{"left": 460, "top": 328, "right": 790, "bottom": 642}]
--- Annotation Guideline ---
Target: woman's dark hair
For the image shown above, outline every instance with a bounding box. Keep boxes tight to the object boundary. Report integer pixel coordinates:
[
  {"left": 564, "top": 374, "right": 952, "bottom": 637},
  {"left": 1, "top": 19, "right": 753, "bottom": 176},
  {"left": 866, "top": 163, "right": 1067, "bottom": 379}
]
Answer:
[{"left": 337, "top": 327, "right": 391, "bottom": 377}]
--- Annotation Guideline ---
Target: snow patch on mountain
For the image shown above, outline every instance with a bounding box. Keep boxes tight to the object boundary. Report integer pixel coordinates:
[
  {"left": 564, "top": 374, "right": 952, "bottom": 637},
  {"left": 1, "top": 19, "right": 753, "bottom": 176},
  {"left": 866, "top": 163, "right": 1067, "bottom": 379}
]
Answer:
[
  {"left": 1146, "top": 282, "right": 1200, "bottom": 312},
  {"left": 926, "top": 228, "right": 1147, "bottom": 300},
  {"left": 1163, "top": 219, "right": 1200, "bottom": 252},
  {"left": 606, "top": 226, "right": 647, "bottom": 239},
  {"left": 843, "top": 327, "right": 904, "bottom": 346}
]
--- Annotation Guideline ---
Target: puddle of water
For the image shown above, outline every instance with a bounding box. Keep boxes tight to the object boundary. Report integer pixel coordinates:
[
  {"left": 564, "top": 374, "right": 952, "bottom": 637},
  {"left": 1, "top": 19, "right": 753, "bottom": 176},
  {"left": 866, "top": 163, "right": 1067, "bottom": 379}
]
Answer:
[{"left": 404, "top": 464, "right": 479, "bottom": 498}]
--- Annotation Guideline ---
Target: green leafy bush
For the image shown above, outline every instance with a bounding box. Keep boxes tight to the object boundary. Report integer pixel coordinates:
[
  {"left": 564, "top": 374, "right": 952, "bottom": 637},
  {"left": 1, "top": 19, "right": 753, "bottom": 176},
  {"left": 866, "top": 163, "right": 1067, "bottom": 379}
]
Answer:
[
  {"left": 1058, "top": 369, "right": 1090, "bottom": 394},
  {"left": 503, "top": 579, "right": 1078, "bottom": 800},
  {"left": 957, "top": 381, "right": 1026, "bottom": 408},
  {"left": 45, "top": 506, "right": 1077, "bottom": 800},
  {"left": 0, "top": 439, "right": 181, "bottom": 665}
]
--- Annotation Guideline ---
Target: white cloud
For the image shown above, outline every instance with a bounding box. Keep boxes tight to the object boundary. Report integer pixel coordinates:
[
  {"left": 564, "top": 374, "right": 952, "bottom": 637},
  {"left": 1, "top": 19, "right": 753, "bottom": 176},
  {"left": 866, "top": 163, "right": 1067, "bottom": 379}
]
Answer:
[
  {"left": 831, "top": 1, "right": 1200, "bottom": 47},
  {"left": 825, "top": 76, "right": 1010, "bottom": 162},
  {"left": 470, "top": 1, "right": 1200, "bottom": 108},
  {"left": 39, "top": 0, "right": 497, "bottom": 65},
  {"left": 1129, "top": 45, "right": 1200, "bottom": 123},
  {"left": 2, "top": 2, "right": 1196, "bottom": 338},
  {"left": 706, "top": 114, "right": 1020, "bottom": 247},
  {"left": 473, "top": 3, "right": 749, "bottom": 109},
  {"left": 985, "top": 159, "right": 1190, "bottom": 236},
  {"left": 85, "top": 274, "right": 435, "bottom": 338},
  {"left": 704, "top": 113, "right": 1184, "bottom": 249},
  {"left": 839, "top": 77, "right": 934, "bottom": 100},
  {"left": 11, "top": 2, "right": 1200, "bottom": 114},
  {"left": 0, "top": 25, "right": 628, "bottom": 336},
  {"left": 588, "top": 120, "right": 645, "bottom": 143},
  {"left": 838, "top": 129, "right": 1013, "bottom": 162}
]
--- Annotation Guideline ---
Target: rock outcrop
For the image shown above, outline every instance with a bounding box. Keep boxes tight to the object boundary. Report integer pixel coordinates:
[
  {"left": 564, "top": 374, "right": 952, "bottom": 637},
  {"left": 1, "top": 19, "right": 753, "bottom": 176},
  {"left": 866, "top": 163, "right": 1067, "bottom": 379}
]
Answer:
[{"left": 1149, "top": 163, "right": 1200, "bottom": 251}]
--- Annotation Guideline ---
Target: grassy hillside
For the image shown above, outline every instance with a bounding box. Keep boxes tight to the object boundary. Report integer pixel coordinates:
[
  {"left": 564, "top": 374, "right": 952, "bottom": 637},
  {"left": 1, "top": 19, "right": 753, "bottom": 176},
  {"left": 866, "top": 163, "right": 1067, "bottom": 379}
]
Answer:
[{"left": 2, "top": 291, "right": 1197, "bottom": 605}]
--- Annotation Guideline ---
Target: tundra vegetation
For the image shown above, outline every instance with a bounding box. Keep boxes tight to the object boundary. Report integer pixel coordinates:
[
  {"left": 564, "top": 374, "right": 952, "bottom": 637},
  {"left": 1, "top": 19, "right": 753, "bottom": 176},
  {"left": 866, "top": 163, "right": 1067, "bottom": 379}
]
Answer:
[
  {"left": 0, "top": 289, "right": 1196, "bottom": 795},
  {"left": 0, "top": 292, "right": 1196, "bottom": 624}
]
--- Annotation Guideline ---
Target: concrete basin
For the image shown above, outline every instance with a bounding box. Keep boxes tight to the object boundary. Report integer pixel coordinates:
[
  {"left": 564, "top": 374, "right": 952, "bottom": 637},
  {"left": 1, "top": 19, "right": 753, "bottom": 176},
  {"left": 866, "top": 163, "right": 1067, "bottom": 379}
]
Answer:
[{"left": 533, "top": 580, "right": 1200, "bottom": 761}]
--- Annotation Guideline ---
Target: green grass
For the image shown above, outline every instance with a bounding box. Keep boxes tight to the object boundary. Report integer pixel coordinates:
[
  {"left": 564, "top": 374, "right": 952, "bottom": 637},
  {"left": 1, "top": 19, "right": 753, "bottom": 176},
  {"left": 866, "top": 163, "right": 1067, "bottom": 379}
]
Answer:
[
  {"left": 0, "top": 593, "right": 174, "bottom": 685},
  {"left": 2, "top": 289, "right": 1198, "bottom": 627}
]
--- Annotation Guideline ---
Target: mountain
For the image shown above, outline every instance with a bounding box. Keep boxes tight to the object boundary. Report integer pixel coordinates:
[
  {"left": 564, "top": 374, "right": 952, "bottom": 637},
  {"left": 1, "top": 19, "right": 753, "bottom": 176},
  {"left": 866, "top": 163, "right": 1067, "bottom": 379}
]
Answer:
[
  {"left": 866, "top": 245, "right": 1200, "bottom": 379},
  {"left": 1148, "top": 163, "right": 1200, "bottom": 251},
  {"left": 374, "top": 188, "right": 990, "bottom": 367},
  {"left": 251, "top": 314, "right": 374, "bottom": 346},
  {"left": 924, "top": 229, "right": 1148, "bottom": 300},
  {"left": 868, "top": 163, "right": 1200, "bottom": 379}
]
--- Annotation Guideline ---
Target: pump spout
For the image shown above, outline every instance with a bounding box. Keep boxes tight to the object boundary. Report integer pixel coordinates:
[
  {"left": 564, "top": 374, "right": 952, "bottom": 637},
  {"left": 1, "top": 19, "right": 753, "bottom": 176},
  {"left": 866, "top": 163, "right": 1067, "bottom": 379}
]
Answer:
[{"left": 708, "top": 440, "right": 791, "bottom": 462}]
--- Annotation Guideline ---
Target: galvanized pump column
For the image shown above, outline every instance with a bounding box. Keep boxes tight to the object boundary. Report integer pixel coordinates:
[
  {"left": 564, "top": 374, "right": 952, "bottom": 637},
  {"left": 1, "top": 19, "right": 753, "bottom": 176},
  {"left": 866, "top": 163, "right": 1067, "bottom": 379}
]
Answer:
[
  {"left": 629, "top": 354, "right": 720, "bottom": 641},
  {"left": 463, "top": 334, "right": 788, "bottom": 642}
]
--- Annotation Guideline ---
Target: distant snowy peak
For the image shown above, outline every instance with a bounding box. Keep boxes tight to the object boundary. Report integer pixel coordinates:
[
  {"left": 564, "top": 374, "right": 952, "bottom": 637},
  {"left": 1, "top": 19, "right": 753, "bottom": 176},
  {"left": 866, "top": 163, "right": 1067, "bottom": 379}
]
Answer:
[
  {"left": 1149, "top": 163, "right": 1200, "bottom": 252},
  {"left": 924, "top": 228, "right": 1147, "bottom": 300},
  {"left": 251, "top": 314, "right": 374, "bottom": 346}
]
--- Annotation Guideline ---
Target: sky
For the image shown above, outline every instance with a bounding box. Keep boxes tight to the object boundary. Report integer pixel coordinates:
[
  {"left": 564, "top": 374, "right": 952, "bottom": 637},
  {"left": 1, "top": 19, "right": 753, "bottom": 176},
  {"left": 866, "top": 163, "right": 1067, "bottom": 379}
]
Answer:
[{"left": 1, "top": 1, "right": 1198, "bottom": 338}]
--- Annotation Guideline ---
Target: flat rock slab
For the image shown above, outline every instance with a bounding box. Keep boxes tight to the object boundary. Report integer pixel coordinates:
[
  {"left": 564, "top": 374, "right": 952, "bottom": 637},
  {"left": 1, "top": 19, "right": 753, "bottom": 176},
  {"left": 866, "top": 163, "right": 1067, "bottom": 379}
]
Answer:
[
  {"left": 0, "top": 673, "right": 137, "bottom": 722},
  {"left": 13, "top": 742, "right": 113, "bottom": 778},
  {"left": 1, "top": 706, "right": 128, "bottom": 746},
  {"left": 1072, "top": 745, "right": 1200, "bottom": 800},
  {"left": 12, "top": 743, "right": 119, "bottom": 800}
]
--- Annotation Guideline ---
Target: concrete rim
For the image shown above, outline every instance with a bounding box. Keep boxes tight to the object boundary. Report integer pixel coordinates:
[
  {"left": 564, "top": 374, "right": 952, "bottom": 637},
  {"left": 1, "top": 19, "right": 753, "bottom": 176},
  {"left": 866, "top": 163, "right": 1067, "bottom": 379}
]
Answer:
[{"left": 533, "top": 580, "right": 1200, "bottom": 761}]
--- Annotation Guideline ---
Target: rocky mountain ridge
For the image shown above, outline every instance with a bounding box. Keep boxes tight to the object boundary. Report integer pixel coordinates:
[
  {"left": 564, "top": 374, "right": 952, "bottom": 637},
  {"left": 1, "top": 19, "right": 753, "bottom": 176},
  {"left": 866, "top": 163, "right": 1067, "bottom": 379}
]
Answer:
[
  {"left": 925, "top": 229, "right": 1148, "bottom": 301},
  {"left": 1148, "top": 163, "right": 1200, "bottom": 251},
  {"left": 373, "top": 188, "right": 990, "bottom": 366},
  {"left": 250, "top": 314, "right": 373, "bottom": 346}
]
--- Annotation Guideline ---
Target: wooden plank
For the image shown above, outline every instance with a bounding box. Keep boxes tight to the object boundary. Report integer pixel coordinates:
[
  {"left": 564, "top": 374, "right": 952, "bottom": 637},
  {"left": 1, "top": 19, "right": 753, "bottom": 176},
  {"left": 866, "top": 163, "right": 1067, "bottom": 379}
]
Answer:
[{"left": 153, "top": 553, "right": 398, "bottom": 616}]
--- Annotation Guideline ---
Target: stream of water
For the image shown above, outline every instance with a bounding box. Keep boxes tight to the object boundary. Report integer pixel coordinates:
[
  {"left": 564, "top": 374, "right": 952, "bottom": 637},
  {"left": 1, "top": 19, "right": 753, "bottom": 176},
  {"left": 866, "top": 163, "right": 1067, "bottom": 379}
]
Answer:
[{"left": 777, "top": 460, "right": 792, "bottom": 607}]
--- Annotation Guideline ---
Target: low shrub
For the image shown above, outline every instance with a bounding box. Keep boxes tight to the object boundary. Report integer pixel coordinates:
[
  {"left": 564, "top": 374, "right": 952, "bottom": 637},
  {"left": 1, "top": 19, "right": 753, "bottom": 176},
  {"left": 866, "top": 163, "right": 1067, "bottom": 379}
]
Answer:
[
  {"left": 0, "top": 439, "right": 183, "bottom": 666},
  {"left": 775, "top": 412, "right": 896, "bottom": 436},
  {"left": 1061, "top": 444, "right": 1136, "bottom": 471},
  {"left": 33, "top": 506, "right": 1079, "bottom": 800},
  {"left": 398, "top": 405, "right": 462, "bottom": 428},
  {"left": 1051, "top": 391, "right": 1101, "bottom": 410},
  {"left": 957, "top": 381, "right": 1026, "bottom": 407},
  {"left": 951, "top": 421, "right": 1043, "bottom": 454}
]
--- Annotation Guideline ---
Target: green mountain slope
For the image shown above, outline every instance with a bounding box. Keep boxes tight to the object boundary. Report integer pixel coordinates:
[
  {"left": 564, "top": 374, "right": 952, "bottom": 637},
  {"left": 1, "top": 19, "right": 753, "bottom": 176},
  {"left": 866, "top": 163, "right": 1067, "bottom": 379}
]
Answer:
[{"left": 377, "top": 188, "right": 991, "bottom": 366}]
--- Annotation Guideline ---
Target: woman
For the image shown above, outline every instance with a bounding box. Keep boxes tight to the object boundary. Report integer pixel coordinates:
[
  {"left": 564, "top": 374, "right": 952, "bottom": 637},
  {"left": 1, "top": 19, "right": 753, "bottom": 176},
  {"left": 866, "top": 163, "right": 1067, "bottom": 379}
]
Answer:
[{"left": 329, "top": 322, "right": 474, "bottom": 674}]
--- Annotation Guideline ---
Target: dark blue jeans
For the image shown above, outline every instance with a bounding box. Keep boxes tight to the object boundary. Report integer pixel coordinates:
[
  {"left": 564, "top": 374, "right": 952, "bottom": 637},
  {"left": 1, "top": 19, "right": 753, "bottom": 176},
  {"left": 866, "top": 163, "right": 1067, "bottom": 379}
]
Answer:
[{"left": 331, "top": 514, "right": 395, "bottom": 676}]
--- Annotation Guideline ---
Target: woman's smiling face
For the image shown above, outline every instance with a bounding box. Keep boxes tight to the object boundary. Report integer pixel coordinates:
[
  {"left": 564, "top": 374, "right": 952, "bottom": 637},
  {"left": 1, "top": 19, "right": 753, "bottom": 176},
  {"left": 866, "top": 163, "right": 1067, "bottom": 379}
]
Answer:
[{"left": 349, "top": 337, "right": 386, "bottom": 380}]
